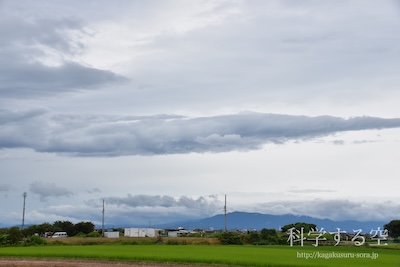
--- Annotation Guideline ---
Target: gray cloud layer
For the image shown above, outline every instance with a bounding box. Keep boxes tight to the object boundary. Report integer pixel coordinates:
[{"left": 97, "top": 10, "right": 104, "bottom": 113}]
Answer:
[
  {"left": 1, "top": 110, "right": 400, "bottom": 156},
  {"left": 33, "top": 195, "right": 399, "bottom": 226},
  {"left": 0, "top": 15, "right": 125, "bottom": 98},
  {"left": 252, "top": 199, "right": 400, "bottom": 222},
  {"left": 76, "top": 194, "right": 222, "bottom": 225},
  {"left": 0, "top": 184, "right": 11, "bottom": 193},
  {"left": 105, "top": 194, "right": 220, "bottom": 210},
  {"left": 29, "top": 181, "right": 73, "bottom": 202}
]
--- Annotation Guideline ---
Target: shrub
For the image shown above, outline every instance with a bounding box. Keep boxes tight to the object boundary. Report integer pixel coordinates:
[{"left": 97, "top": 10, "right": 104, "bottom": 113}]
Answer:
[
  {"left": 7, "top": 227, "right": 23, "bottom": 245},
  {"left": 27, "top": 235, "right": 47, "bottom": 246},
  {"left": 0, "top": 234, "right": 9, "bottom": 246},
  {"left": 74, "top": 232, "right": 87, "bottom": 238},
  {"left": 218, "top": 232, "right": 243, "bottom": 245},
  {"left": 87, "top": 232, "right": 101, "bottom": 238}
]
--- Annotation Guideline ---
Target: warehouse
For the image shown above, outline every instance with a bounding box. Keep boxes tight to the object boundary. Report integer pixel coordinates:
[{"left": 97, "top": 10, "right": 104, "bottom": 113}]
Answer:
[{"left": 124, "top": 228, "right": 161, "bottom": 237}]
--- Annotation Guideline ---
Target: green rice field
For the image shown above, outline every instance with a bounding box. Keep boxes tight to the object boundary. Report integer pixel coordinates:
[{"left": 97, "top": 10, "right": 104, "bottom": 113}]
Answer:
[{"left": 1, "top": 244, "right": 399, "bottom": 266}]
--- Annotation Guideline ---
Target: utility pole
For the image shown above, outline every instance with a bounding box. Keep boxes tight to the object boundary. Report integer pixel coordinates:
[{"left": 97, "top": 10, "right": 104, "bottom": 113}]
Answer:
[
  {"left": 224, "top": 194, "right": 227, "bottom": 232},
  {"left": 22, "top": 192, "right": 27, "bottom": 230},
  {"left": 102, "top": 199, "right": 105, "bottom": 237}
]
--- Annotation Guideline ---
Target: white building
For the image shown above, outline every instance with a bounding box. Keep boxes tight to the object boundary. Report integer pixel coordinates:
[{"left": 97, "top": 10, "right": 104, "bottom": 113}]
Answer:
[
  {"left": 104, "top": 231, "right": 120, "bottom": 238},
  {"left": 124, "top": 228, "right": 160, "bottom": 237},
  {"left": 167, "top": 229, "right": 196, "bottom": 237}
]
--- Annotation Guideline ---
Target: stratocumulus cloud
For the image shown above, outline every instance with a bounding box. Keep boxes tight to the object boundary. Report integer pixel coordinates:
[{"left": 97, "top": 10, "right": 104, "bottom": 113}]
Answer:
[
  {"left": 104, "top": 194, "right": 220, "bottom": 210},
  {"left": 21, "top": 195, "right": 400, "bottom": 226},
  {"left": 0, "top": 184, "right": 11, "bottom": 193},
  {"left": 0, "top": 16, "right": 126, "bottom": 98},
  {"left": 1, "top": 0, "right": 400, "bottom": 229},
  {"left": 80, "top": 194, "right": 222, "bottom": 225},
  {"left": 251, "top": 199, "right": 400, "bottom": 222},
  {"left": 29, "top": 181, "right": 73, "bottom": 202},
  {"left": 1, "top": 110, "right": 400, "bottom": 156}
]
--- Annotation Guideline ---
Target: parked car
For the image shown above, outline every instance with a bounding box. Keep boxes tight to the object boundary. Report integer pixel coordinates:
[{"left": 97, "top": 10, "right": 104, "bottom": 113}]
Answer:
[{"left": 51, "top": 231, "right": 68, "bottom": 238}]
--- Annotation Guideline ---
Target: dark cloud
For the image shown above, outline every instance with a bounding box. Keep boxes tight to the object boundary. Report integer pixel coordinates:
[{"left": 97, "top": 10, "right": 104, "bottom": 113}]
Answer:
[
  {"left": 87, "top": 188, "right": 101, "bottom": 194},
  {"left": 1, "top": 111, "right": 400, "bottom": 156},
  {"left": 32, "top": 196, "right": 399, "bottom": 226},
  {"left": 104, "top": 194, "right": 220, "bottom": 211},
  {"left": 106, "top": 194, "right": 177, "bottom": 208},
  {"left": 0, "top": 62, "right": 125, "bottom": 98},
  {"left": 0, "top": 16, "right": 84, "bottom": 54},
  {"left": 0, "top": 16, "right": 126, "bottom": 98},
  {"left": 0, "top": 108, "right": 47, "bottom": 124},
  {"left": 29, "top": 181, "right": 73, "bottom": 202},
  {"left": 85, "top": 194, "right": 222, "bottom": 225},
  {"left": 0, "top": 184, "right": 11, "bottom": 193}
]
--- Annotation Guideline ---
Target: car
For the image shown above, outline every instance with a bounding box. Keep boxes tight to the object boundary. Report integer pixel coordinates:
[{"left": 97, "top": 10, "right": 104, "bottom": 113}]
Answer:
[{"left": 51, "top": 231, "right": 68, "bottom": 238}]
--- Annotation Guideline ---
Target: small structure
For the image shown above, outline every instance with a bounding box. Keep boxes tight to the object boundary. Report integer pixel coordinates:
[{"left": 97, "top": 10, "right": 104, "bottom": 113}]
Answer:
[
  {"left": 124, "top": 228, "right": 160, "bottom": 238},
  {"left": 104, "top": 231, "right": 120, "bottom": 238},
  {"left": 166, "top": 228, "right": 196, "bottom": 237}
]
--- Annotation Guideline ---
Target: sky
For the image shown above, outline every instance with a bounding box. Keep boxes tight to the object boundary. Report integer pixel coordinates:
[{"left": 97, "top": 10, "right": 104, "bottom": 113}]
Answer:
[{"left": 1, "top": 0, "right": 400, "bottom": 228}]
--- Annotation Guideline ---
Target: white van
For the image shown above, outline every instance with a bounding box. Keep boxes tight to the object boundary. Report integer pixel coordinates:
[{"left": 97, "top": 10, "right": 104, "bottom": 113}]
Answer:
[{"left": 51, "top": 232, "right": 68, "bottom": 238}]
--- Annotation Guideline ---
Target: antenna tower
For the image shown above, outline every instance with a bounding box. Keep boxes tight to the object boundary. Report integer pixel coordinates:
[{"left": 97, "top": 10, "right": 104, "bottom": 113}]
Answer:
[
  {"left": 22, "top": 192, "right": 27, "bottom": 230},
  {"left": 102, "top": 199, "right": 105, "bottom": 237},
  {"left": 224, "top": 194, "right": 227, "bottom": 232}
]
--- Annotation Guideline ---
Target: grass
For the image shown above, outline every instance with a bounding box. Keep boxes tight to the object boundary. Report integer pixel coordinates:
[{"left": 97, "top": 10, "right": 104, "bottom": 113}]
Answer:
[
  {"left": 44, "top": 236, "right": 220, "bottom": 246},
  {"left": 1, "top": 244, "right": 399, "bottom": 266}
]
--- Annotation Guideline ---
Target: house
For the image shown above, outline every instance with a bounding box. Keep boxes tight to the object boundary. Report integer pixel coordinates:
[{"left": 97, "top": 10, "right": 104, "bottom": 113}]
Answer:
[
  {"left": 166, "top": 228, "right": 197, "bottom": 237},
  {"left": 104, "top": 231, "right": 120, "bottom": 238}
]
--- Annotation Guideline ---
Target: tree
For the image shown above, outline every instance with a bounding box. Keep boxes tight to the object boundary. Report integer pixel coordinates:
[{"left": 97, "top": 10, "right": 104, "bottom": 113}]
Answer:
[
  {"left": 35, "top": 223, "right": 54, "bottom": 237},
  {"left": 218, "top": 231, "right": 243, "bottom": 245},
  {"left": 73, "top": 221, "right": 95, "bottom": 236},
  {"left": 260, "top": 228, "right": 279, "bottom": 244},
  {"left": 242, "top": 231, "right": 260, "bottom": 244},
  {"left": 7, "top": 227, "right": 23, "bottom": 245},
  {"left": 53, "top": 220, "right": 74, "bottom": 236},
  {"left": 281, "top": 222, "right": 317, "bottom": 233},
  {"left": 384, "top": 220, "right": 400, "bottom": 238},
  {"left": 22, "top": 224, "right": 39, "bottom": 237}
]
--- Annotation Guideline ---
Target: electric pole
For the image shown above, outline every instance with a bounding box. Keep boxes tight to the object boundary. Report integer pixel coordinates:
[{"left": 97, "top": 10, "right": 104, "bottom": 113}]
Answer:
[
  {"left": 224, "top": 194, "right": 227, "bottom": 232},
  {"left": 22, "top": 192, "right": 27, "bottom": 230},
  {"left": 102, "top": 199, "right": 105, "bottom": 237}
]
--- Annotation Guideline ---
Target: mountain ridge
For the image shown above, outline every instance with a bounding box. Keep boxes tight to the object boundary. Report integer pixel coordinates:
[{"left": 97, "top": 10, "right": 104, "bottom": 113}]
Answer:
[{"left": 153, "top": 211, "right": 386, "bottom": 233}]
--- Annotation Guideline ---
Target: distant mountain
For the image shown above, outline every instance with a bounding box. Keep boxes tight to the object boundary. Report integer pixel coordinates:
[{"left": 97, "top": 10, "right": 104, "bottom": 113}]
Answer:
[{"left": 155, "top": 211, "right": 386, "bottom": 233}]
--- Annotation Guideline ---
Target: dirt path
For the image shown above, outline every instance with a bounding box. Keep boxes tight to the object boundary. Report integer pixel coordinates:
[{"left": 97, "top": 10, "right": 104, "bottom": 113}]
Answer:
[{"left": 0, "top": 258, "right": 215, "bottom": 267}]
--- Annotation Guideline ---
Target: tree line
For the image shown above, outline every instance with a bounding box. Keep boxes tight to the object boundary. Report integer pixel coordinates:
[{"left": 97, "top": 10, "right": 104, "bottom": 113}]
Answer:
[
  {"left": 218, "top": 222, "right": 318, "bottom": 245},
  {"left": 0, "top": 220, "right": 95, "bottom": 246},
  {"left": 1, "top": 220, "right": 399, "bottom": 247},
  {"left": 218, "top": 221, "right": 400, "bottom": 245},
  {"left": 21, "top": 220, "right": 96, "bottom": 237}
]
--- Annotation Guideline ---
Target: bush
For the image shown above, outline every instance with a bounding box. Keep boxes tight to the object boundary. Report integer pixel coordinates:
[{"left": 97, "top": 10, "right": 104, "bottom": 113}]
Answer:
[
  {"left": 0, "top": 234, "right": 9, "bottom": 246},
  {"left": 27, "top": 235, "right": 47, "bottom": 246},
  {"left": 218, "top": 232, "right": 243, "bottom": 245},
  {"left": 242, "top": 231, "right": 260, "bottom": 244},
  {"left": 74, "top": 232, "right": 87, "bottom": 238},
  {"left": 87, "top": 232, "right": 101, "bottom": 238},
  {"left": 7, "top": 227, "right": 23, "bottom": 245}
]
